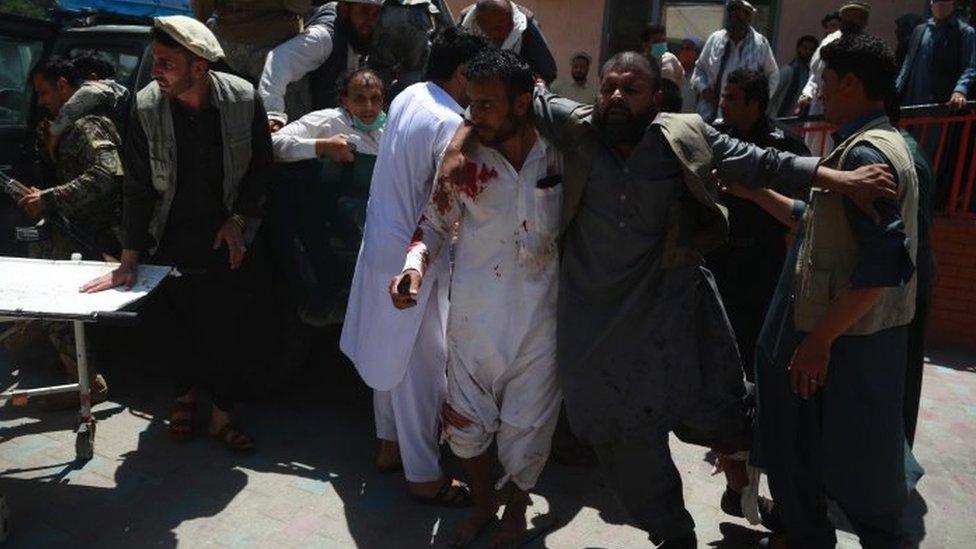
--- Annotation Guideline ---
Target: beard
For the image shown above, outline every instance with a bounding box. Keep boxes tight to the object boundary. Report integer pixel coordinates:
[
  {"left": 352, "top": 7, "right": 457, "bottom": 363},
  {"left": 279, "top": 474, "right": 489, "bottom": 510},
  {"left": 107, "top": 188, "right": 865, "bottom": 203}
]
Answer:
[
  {"left": 157, "top": 72, "right": 195, "bottom": 98},
  {"left": 478, "top": 112, "right": 521, "bottom": 147},
  {"left": 342, "top": 18, "right": 373, "bottom": 53},
  {"left": 594, "top": 106, "right": 655, "bottom": 146}
]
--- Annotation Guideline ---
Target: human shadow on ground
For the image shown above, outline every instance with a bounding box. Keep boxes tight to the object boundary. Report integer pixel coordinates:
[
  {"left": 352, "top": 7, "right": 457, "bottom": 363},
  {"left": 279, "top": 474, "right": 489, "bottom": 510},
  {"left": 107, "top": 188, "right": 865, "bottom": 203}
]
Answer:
[{"left": 924, "top": 349, "right": 976, "bottom": 373}]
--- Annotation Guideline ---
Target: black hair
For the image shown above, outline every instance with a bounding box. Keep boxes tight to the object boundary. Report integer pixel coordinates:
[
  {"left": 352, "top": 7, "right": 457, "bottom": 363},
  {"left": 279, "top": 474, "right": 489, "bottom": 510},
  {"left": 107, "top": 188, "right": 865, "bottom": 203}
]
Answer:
[
  {"left": 820, "top": 33, "right": 896, "bottom": 101},
  {"left": 659, "top": 78, "right": 682, "bottom": 113},
  {"left": 31, "top": 57, "right": 83, "bottom": 89},
  {"left": 821, "top": 11, "right": 841, "bottom": 28},
  {"left": 600, "top": 51, "right": 661, "bottom": 90},
  {"left": 797, "top": 34, "right": 819, "bottom": 49},
  {"left": 463, "top": 48, "right": 534, "bottom": 99},
  {"left": 72, "top": 52, "right": 116, "bottom": 80},
  {"left": 336, "top": 67, "right": 385, "bottom": 100},
  {"left": 640, "top": 23, "right": 667, "bottom": 44},
  {"left": 725, "top": 68, "right": 769, "bottom": 112},
  {"left": 424, "top": 26, "right": 491, "bottom": 82}
]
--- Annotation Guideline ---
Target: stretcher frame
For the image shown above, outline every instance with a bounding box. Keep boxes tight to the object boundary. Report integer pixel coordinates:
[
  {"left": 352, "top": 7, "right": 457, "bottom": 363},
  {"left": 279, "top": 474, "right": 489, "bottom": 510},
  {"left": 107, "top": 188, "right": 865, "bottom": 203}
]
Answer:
[{"left": 0, "top": 310, "right": 137, "bottom": 460}]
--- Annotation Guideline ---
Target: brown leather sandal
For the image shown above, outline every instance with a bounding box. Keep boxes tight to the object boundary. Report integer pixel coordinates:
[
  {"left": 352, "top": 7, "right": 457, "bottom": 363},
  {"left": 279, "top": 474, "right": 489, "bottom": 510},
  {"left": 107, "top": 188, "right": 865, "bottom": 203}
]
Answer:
[
  {"left": 211, "top": 424, "right": 256, "bottom": 452},
  {"left": 169, "top": 401, "right": 196, "bottom": 442}
]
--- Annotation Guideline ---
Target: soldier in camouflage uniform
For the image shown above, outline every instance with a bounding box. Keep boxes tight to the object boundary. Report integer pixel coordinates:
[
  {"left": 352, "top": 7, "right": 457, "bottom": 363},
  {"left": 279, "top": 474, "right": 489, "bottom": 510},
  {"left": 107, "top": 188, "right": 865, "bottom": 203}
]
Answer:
[{"left": 14, "top": 58, "right": 123, "bottom": 409}]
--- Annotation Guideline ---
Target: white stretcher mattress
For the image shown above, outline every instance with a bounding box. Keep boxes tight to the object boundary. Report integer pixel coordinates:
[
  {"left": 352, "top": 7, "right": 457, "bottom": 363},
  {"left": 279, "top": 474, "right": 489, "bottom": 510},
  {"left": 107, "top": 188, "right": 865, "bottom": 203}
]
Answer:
[{"left": 0, "top": 256, "right": 171, "bottom": 318}]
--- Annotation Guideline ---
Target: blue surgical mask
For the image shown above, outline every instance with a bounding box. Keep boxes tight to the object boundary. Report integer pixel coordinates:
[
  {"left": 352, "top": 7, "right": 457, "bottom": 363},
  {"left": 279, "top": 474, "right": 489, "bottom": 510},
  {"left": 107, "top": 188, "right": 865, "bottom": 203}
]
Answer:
[
  {"left": 651, "top": 42, "right": 668, "bottom": 59},
  {"left": 353, "top": 111, "right": 387, "bottom": 132}
]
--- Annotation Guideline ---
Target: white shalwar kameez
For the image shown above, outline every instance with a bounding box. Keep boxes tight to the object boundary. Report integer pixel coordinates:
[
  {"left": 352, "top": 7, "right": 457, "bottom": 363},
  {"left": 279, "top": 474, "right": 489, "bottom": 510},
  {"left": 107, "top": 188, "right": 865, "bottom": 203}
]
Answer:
[
  {"left": 271, "top": 107, "right": 383, "bottom": 162},
  {"left": 402, "top": 135, "right": 563, "bottom": 491},
  {"left": 340, "top": 82, "right": 462, "bottom": 483},
  {"left": 800, "top": 30, "right": 841, "bottom": 155}
]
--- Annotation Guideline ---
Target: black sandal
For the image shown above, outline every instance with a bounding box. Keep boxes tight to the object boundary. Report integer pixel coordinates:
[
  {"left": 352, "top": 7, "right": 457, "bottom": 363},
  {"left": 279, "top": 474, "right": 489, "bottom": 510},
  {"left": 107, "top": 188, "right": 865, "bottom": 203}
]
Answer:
[
  {"left": 168, "top": 400, "right": 196, "bottom": 442},
  {"left": 412, "top": 480, "right": 473, "bottom": 508},
  {"left": 211, "top": 423, "right": 256, "bottom": 452}
]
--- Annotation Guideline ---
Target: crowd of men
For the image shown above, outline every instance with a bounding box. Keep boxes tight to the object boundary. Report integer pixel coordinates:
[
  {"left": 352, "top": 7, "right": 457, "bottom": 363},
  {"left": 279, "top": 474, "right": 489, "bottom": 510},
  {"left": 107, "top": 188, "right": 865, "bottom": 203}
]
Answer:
[{"left": 5, "top": 0, "right": 976, "bottom": 547}]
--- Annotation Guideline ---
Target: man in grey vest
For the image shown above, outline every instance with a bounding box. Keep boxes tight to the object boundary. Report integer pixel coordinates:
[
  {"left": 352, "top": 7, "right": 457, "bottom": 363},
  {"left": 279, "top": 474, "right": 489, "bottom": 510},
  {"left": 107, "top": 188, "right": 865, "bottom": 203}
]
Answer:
[
  {"left": 82, "top": 16, "right": 273, "bottom": 452},
  {"left": 755, "top": 34, "right": 924, "bottom": 548},
  {"left": 440, "top": 52, "right": 897, "bottom": 547}
]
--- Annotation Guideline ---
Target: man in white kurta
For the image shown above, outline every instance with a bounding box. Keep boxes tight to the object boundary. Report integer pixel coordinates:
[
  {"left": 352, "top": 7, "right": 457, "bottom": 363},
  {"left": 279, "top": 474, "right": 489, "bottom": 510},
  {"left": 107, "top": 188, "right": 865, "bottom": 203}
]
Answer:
[
  {"left": 403, "top": 130, "right": 562, "bottom": 489},
  {"left": 271, "top": 68, "right": 385, "bottom": 163},
  {"left": 390, "top": 49, "right": 560, "bottom": 546},
  {"left": 796, "top": 2, "right": 870, "bottom": 154},
  {"left": 340, "top": 27, "right": 489, "bottom": 502},
  {"left": 271, "top": 105, "right": 383, "bottom": 161},
  {"left": 689, "top": 1, "right": 778, "bottom": 123}
]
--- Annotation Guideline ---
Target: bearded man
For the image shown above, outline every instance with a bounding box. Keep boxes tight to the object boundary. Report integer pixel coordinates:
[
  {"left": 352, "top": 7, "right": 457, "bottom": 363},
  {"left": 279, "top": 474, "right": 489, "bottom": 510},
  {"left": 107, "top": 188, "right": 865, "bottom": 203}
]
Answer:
[{"left": 82, "top": 16, "right": 273, "bottom": 452}]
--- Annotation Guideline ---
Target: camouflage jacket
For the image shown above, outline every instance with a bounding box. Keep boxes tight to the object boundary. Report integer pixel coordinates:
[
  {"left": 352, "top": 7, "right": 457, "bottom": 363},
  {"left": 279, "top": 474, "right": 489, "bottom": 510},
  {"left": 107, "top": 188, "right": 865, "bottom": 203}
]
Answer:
[{"left": 40, "top": 114, "right": 123, "bottom": 259}]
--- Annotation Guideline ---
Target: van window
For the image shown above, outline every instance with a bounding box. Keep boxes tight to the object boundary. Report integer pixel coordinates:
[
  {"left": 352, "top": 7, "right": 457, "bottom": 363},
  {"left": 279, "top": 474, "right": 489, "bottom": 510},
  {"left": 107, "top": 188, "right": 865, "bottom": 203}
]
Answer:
[
  {"left": 0, "top": 37, "right": 44, "bottom": 127},
  {"left": 65, "top": 48, "right": 142, "bottom": 86}
]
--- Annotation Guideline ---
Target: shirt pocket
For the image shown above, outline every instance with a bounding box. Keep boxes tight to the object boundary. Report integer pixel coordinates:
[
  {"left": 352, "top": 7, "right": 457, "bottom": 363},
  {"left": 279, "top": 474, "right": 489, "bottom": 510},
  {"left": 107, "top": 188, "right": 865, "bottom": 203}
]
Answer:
[{"left": 516, "top": 181, "right": 563, "bottom": 276}]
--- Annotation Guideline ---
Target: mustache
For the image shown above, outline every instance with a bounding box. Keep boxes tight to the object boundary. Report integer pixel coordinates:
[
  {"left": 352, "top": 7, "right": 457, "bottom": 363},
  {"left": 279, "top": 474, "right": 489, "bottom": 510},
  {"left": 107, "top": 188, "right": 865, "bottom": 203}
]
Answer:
[{"left": 602, "top": 105, "right": 634, "bottom": 118}]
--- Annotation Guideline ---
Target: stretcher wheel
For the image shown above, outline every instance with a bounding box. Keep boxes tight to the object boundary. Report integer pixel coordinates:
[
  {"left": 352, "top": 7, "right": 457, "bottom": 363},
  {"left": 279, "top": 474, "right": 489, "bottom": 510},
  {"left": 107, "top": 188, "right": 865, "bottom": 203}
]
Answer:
[
  {"left": 75, "top": 421, "right": 95, "bottom": 461},
  {"left": 0, "top": 493, "right": 9, "bottom": 543}
]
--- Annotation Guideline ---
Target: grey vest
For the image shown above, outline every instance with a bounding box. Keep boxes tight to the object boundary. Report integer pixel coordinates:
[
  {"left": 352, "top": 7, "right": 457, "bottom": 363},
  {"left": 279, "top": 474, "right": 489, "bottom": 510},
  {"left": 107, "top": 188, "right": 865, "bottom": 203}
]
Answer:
[
  {"left": 793, "top": 116, "right": 919, "bottom": 335},
  {"left": 135, "top": 71, "right": 254, "bottom": 252}
]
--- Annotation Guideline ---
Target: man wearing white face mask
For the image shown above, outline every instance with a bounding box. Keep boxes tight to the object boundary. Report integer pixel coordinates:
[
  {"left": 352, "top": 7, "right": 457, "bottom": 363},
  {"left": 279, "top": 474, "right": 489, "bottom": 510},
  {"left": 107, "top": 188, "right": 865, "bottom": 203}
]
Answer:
[
  {"left": 690, "top": 0, "right": 778, "bottom": 123},
  {"left": 641, "top": 23, "right": 685, "bottom": 87}
]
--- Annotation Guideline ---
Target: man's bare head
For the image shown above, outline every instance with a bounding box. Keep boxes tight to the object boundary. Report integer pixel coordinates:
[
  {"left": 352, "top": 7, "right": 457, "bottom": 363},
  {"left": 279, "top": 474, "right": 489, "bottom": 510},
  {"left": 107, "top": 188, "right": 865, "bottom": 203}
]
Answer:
[
  {"left": 596, "top": 52, "right": 662, "bottom": 146},
  {"left": 475, "top": 0, "right": 515, "bottom": 47}
]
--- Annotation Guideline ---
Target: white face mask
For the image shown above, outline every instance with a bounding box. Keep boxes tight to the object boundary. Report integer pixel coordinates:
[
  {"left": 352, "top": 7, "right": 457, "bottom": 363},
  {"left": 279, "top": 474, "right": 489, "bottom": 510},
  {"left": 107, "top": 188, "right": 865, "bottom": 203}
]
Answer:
[{"left": 932, "top": 1, "right": 955, "bottom": 19}]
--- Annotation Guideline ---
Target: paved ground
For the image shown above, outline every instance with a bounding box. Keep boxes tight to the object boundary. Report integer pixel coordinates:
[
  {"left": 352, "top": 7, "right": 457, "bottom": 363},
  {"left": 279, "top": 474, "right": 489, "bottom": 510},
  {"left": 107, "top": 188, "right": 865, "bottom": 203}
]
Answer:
[{"left": 0, "top": 326, "right": 973, "bottom": 548}]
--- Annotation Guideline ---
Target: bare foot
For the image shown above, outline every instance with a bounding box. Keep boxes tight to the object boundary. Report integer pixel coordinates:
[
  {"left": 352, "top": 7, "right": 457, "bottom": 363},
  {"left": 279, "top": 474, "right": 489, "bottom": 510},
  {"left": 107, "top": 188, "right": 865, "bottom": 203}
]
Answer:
[
  {"left": 375, "top": 439, "right": 401, "bottom": 470},
  {"left": 450, "top": 504, "right": 497, "bottom": 547},
  {"left": 492, "top": 492, "right": 528, "bottom": 548}
]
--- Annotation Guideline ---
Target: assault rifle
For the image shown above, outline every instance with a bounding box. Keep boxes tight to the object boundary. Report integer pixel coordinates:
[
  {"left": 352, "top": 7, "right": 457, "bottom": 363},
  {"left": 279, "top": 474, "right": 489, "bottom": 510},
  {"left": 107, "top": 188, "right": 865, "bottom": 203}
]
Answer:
[{"left": 0, "top": 169, "right": 105, "bottom": 259}]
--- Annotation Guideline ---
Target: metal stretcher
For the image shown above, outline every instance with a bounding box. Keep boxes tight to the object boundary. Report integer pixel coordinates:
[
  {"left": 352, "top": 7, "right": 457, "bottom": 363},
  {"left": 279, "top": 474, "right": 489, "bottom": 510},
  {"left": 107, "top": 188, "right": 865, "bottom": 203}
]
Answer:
[{"left": 0, "top": 256, "right": 170, "bottom": 460}]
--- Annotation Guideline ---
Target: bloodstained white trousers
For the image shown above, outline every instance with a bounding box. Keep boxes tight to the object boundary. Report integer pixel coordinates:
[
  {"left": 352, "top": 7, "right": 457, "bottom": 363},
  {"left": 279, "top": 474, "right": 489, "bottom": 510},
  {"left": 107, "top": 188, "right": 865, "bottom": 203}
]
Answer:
[{"left": 372, "top": 283, "right": 447, "bottom": 483}]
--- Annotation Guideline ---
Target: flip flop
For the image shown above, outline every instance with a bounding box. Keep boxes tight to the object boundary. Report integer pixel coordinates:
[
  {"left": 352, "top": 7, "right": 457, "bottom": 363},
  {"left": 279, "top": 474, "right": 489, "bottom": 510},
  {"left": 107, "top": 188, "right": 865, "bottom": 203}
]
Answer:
[{"left": 411, "top": 480, "right": 473, "bottom": 508}]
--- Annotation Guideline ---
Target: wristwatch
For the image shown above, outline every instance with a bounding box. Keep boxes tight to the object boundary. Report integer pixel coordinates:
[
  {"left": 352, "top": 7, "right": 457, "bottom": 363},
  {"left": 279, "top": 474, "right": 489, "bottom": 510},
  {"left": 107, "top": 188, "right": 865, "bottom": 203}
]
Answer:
[{"left": 230, "top": 213, "right": 246, "bottom": 229}]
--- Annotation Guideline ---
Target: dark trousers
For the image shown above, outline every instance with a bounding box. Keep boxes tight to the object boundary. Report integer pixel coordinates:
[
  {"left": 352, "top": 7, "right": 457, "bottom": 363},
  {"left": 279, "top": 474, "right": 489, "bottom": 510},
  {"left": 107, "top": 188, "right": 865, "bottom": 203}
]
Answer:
[
  {"left": 594, "top": 434, "right": 696, "bottom": 544},
  {"left": 709, "top": 240, "right": 785, "bottom": 383},
  {"left": 758, "top": 326, "right": 917, "bottom": 549},
  {"left": 143, "top": 260, "right": 246, "bottom": 411},
  {"left": 593, "top": 408, "right": 750, "bottom": 544}
]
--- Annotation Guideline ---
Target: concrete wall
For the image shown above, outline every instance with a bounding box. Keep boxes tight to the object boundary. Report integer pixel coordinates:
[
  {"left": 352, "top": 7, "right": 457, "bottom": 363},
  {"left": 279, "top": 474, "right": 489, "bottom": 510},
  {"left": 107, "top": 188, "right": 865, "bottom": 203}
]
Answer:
[
  {"left": 443, "top": 1, "right": 930, "bottom": 74},
  {"left": 773, "top": 0, "right": 927, "bottom": 64},
  {"left": 444, "top": 0, "right": 608, "bottom": 83}
]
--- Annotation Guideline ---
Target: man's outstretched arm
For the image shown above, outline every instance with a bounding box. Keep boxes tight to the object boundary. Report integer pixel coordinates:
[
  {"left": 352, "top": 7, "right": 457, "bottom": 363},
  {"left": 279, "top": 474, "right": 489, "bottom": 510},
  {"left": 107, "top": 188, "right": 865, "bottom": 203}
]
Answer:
[{"left": 701, "top": 122, "right": 896, "bottom": 221}]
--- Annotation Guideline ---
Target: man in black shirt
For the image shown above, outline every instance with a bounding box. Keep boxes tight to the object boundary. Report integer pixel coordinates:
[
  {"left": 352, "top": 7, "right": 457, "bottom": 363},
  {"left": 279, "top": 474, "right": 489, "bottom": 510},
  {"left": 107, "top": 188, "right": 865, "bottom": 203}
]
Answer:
[
  {"left": 710, "top": 68, "right": 810, "bottom": 385},
  {"left": 83, "top": 16, "right": 272, "bottom": 452}
]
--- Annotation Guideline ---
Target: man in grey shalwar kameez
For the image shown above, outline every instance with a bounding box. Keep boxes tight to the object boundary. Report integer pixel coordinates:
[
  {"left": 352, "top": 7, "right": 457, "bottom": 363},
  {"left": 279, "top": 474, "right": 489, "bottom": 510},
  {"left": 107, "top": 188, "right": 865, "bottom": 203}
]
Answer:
[{"left": 442, "top": 51, "right": 896, "bottom": 547}]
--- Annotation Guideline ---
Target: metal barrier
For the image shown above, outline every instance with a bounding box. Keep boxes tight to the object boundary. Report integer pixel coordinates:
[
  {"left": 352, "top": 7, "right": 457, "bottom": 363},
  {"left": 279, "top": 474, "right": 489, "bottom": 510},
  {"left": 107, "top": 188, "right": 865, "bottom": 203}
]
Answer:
[{"left": 778, "top": 102, "right": 976, "bottom": 217}]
